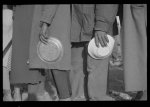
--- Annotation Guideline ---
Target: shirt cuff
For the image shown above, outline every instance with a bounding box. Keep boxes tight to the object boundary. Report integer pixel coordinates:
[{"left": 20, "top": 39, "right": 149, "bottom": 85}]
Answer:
[
  {"left": 94, "top": 20, "right": 111, "bottom": 33},
  {"left": 40, "top": 18, "right": 51, "bottom": 26}
]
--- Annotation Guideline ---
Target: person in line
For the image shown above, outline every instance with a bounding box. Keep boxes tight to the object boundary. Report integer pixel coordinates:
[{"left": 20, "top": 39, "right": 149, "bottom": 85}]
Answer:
[
  {"left": 29, "top": 5, "right": 72, "bottom": 101},
  {"left": 3, "top": 5, "right": 13, "bottom": 101},
  {"left": 70, "top": 4, "right": 119, "bottom": 101},
  {"left": 121, "top": 4, "right": 147, "bottom": 100},
  {"left": 9, "top": 5, "right": 50, "bottom": 101}
]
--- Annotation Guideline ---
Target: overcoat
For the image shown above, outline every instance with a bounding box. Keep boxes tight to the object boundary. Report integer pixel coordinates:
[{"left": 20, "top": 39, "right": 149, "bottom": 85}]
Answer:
[
  {"left": 10, "top": 5, "right": 45, "bottom": 84},
  {"left": 29, "top": 5, "right": 71, "bottom": 70},
  {"left": 121, "top": 4, "right": 147, "bottom": 91}
]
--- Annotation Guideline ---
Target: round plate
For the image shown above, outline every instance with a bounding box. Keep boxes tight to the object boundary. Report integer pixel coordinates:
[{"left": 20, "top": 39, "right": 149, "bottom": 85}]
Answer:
[
  {"left": 88, "top": 34, "right": 115, "bottom": 59},
  {"left": 37, "top": 37, "right": 63, "bottom": 63}
]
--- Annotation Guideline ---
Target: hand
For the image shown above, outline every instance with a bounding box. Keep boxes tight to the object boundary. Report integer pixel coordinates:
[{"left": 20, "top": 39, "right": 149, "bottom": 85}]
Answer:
[
  {"left": 39, "top": 23, "right": 49, "bottom": 44},
  {"left": 94, "top": 31, "right": 109, "bottom": 47}
]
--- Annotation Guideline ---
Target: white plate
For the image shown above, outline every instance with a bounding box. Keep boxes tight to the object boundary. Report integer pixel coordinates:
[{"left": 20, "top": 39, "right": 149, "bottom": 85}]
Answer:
[
  {"left": 88, "top": 34, "right": 115, "bottom": 59},
  {"left": 37, "top": 37, "right": 63, "bottom": 63}
]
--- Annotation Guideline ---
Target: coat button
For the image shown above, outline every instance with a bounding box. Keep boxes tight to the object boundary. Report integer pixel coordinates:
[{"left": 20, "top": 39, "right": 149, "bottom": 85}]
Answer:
[{"left": 27, "top": 59, "right": 29, "bottom": 64}]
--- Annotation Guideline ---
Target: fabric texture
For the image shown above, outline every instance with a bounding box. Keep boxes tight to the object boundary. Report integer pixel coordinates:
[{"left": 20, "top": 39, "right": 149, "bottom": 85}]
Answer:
[
  {"left": 87, "top": 49, "right": 110, "bottom": 100},
  {"left": 70, "top": 44, "right": 85, "bottom": 99},
  {"left": 71, "top": 4, "right": 118, "bottom": 42},
  {"left": 122, "top": 4, "right": 147, "bottom": 91},
  {"left": 29, "top": 5, "right": 72, "bottom": 70},
  {"left": 10, "top": 5, "right": 44, "bottom": 84}
]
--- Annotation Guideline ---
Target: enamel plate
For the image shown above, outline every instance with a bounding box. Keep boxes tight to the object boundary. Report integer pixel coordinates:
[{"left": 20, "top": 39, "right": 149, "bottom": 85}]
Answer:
[
  {"left": 88, "top": 34, "right": 115, "bottom": 59},
  {"left": 37, "top": 37, "right": 63, "bottom": 63}
]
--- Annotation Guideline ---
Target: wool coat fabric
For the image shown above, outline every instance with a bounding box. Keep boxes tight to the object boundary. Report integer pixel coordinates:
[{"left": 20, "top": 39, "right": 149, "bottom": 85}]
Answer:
[
  {"left": 121, "top": 4, "right": 147, "bottom": 91},
  {"left": 10, "top": 5, "right": 45, "bottom": 84},
  {"left": 29, "top": 5, "right": 72, "bottom": 70}
]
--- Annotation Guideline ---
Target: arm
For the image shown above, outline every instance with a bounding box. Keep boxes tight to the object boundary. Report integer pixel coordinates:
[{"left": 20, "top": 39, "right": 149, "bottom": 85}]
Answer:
[
  {"left": 94, "top": 4, "right": 118, "bottom": 47},
  {"left": 94, "top": 4, "right": 119, "bottom": 33},
  {"left": 41, "top": 5, "right": 59, "bottom": 26},
  {"left": 40, "top": 5, "right": 59, "bottom": 44}
]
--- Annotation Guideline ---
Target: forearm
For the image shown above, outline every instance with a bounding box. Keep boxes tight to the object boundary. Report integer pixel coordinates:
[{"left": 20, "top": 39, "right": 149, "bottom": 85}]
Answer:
[{"left": 94, "top": 4, "right": 119, "bottom": 33}]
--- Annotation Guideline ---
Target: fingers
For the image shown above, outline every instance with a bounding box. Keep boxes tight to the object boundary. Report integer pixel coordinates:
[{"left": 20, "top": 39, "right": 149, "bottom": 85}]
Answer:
[
  {"left": 39, "top": 33, "right": 48, "bottom": 44},
  {"left": 95, "top": 32, "right": 99, "bottom": 47},
  {"left": 104, "top": 34, "right": 109, "bottom": 43},
  {"left": 101, "top": 35, "right": 108, "bottom": 47},
  {"left": 39, "top": 23, "right": 49, "bottom": 44},
  {"left": 96, "top": 32, "right": 106, "bottom": 47},
  {"left": 98, "top": 34, "right": 105, "bottom": 47},
  {"left": 94, "top": 31, "right": 109, "bottom": 47}
]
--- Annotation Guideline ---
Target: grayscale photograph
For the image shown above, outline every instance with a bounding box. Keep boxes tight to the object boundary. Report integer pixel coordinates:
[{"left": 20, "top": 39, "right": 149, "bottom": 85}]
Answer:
[{"left": 3, "top": 4, "right": 147, "bottom": 101}]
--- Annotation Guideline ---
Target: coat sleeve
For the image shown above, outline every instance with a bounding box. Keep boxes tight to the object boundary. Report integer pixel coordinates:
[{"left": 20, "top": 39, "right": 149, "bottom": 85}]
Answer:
[
  {"left": 94, "top": 4, "right": 118, "bottom": 33},
  {"left": 40, "top": 5, "right": 59, "bottom": 25}
]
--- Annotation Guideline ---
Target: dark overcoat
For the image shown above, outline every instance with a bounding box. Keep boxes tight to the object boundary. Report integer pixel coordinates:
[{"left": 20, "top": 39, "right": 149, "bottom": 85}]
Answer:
[
  {"left": 10, "top": 5, "right": 45, "bottom": 84},
  {"left": 29, "top": 5, "right": 72, "bottom": 70}
]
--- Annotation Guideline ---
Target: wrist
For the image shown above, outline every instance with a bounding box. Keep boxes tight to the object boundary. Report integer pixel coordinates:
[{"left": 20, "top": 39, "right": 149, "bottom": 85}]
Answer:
[
  {"left": 94, "top": 20, "right": 111, "bottom": 33},
  {"left": 94, "top": 30, "right": 107, "bottom": 35},
  {"left": 41, "top": 21, "right": 50, "bottom": 27}
]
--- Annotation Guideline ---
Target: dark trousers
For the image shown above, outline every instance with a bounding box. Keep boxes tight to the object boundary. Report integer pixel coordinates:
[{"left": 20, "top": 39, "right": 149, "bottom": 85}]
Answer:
[
  {"left": 47, "top": 70, "right": 71, "bottom": 99},
  {"left": 28, "top": 69, "right": 71, "bottom": 100}
]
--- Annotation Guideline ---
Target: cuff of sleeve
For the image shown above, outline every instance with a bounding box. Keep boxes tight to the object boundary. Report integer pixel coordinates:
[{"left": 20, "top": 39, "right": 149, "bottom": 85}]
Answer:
[
  {"left": 94, "top": 20, "right": 110, "bottom": 33},
  {"left": 40, "top": 17, "right": 51, "bottom": 26}
]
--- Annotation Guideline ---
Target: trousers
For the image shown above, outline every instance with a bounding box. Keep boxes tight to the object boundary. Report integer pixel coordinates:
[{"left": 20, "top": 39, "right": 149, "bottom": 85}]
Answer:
[{"left": 70, "top": 42, "right": 109, "bottom": 100}]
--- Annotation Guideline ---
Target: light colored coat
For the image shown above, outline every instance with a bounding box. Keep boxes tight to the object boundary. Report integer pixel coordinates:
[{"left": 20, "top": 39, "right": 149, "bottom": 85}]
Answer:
[{"left": 121, "top": 4, "right": 147, "bottom": 91}]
